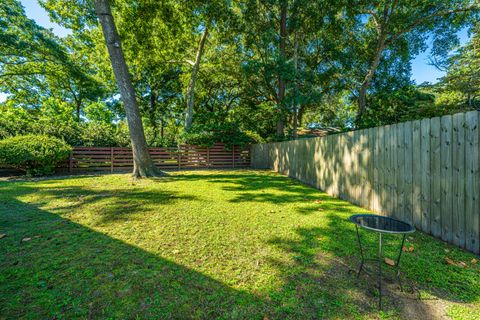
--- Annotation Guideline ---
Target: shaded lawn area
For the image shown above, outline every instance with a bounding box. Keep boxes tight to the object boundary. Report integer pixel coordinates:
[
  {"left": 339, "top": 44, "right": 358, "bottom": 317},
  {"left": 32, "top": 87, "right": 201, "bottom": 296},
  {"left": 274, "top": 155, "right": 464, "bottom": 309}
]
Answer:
[{"left": 0, "top": 170, "right": 478, "bottom": 319}]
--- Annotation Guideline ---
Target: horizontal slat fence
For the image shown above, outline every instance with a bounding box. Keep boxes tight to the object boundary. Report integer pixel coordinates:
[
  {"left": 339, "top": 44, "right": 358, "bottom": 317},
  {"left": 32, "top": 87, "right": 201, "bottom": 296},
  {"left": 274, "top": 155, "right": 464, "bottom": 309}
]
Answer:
[
  {"left": 63, "top": 143, "right": 250, "bottom": 172},
  {"left": 252, "top": 111, "right": 480, "bottom": 254}
]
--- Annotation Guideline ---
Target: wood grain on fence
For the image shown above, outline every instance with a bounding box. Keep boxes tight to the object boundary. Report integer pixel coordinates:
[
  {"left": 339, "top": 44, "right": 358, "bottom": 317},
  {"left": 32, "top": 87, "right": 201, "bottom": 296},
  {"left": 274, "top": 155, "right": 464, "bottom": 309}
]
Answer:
[
  {"left": 251, "top": 111, "right": 480, "bottom": 254},
  {"left": 65, "top": 143, "right": 250, "bottom": 172}
]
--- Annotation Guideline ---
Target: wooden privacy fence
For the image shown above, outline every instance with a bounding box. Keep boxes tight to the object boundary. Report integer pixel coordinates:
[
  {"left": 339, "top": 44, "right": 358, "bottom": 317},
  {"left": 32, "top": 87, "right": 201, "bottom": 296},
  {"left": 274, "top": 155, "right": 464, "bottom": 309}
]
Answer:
[
  {"left": 251, "top": 111, "right": 480, "bottom": 254},
  {"left": 65, "top": 143, "right": 250, "bottom": 172}
]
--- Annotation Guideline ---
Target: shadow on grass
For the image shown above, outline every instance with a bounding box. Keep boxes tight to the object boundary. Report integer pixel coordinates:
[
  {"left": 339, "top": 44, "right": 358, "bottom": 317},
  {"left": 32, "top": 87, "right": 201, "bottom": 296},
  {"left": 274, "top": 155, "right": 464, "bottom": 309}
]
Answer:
[
  {"left": 0, "top": 196, "right": 266, "bottom": 319},
  {"left": 169, "top": 171, "right": 480, "bottom": 317},
  {"left": 0, "top": 182, "right": 197, "bottom": 226},
  {"left": 266, "top": 211, "right": 480, "bottom": 319},
  {"left": 1, "top": 171, "right": 478, "bottom": 319}
]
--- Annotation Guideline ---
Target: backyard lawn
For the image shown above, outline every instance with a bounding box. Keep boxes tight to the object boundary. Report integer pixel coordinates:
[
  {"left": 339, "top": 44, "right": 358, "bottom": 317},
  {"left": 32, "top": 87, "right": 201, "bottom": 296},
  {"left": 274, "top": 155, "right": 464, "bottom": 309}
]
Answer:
[{"left": 0, "top": 170, "right": 479, "bottom": 319}]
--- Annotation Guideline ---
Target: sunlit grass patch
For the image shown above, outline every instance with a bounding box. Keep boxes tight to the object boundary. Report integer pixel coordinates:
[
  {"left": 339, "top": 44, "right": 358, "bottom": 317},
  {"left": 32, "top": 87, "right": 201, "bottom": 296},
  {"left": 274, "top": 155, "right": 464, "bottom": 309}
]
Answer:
[{"left": 0, "top": 170, "right": 478, "bottom": 319}]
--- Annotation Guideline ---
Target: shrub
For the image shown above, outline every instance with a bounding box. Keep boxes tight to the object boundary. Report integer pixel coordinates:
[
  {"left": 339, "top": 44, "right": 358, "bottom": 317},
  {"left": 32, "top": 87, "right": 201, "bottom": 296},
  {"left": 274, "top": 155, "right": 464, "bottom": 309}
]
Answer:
[{"left": 0, "top": 135, "right": 72, "bottom": 176}]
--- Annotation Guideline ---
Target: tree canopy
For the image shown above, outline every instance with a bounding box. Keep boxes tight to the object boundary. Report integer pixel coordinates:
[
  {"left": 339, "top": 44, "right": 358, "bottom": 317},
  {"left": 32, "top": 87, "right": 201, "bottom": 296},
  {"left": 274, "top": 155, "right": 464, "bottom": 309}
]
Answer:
[{"left": 1, "top": 0, "right": 479, "bottom": 148}]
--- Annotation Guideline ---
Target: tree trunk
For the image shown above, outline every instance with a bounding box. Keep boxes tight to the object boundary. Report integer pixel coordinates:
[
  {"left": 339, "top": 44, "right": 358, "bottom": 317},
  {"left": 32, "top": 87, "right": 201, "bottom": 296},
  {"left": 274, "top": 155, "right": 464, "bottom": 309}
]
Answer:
[
  {"left": 94, "top": 0, "right": 163, "bottom": 178},
  {"left": 185, "top": 27, "right": 209, "bottom": 131},
  {"left": 298, "top": 105, "right": 304, "bottom": 128},
  {"left": 356, "top": 27, "right": 387, "bottom": 126},
  {"left": 292, "top": 31, "right": 299, "bottom": 139},
  {"left": 276, "top": 0, "right": 287, "bottom": 138},
  {"left": 75, "top": 98, "right": 81, "bottom": 120}
]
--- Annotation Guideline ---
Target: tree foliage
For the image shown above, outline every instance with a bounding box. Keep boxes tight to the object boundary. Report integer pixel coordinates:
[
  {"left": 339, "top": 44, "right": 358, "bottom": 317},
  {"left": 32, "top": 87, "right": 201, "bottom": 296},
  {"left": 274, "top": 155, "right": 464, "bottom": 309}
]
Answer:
[{"left": 1, "top": 0, "right": 479, "bottom": 148}]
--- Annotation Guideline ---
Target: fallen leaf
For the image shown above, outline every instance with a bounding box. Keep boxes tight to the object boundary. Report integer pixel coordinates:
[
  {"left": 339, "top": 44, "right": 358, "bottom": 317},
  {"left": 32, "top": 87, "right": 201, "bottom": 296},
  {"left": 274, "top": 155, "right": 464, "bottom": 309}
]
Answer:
[
  {"left": 22, "top": 237, "right": 31, "bottom": 242},
  {"left": 317, "top": 208, "right": 324, "bottom": 211},
  {"left": 34, "top": 235, "right": 41, "bottom": 238},
  {"left": 384, "top": 258, "right": 395, "bottom": 266},
  {"left": 471, "top": 258, "right": 478, "bottom": 265},
  {"left": 445, "top": 258, "right": 456, "bottom": 266},
  {"left": 314, "top": 200, "right": 322, "bottom": 204},
  {"left": 458, "top": 262, "right": 467, "bottom": 268},
  {"left": 402, "top": 246, "right": 408, "bottom": 252},
  {"left": 444, "top": 249, "right": 450, "bottom": 253},
  {"left": 408, "top": 246, "right": 414, "bottom": 252},
  {"left": 263, "top": 316, "right": 269, "bottom": 320},
  {"left": 0, "top": 234, "right": 6, "bottom": 239}
]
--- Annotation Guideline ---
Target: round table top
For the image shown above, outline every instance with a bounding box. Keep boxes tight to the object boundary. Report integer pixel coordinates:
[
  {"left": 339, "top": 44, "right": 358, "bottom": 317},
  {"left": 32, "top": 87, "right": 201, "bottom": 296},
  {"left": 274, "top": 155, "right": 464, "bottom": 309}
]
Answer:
[{"left": 349, "top": 214, "right": 415, "bottom": 234}]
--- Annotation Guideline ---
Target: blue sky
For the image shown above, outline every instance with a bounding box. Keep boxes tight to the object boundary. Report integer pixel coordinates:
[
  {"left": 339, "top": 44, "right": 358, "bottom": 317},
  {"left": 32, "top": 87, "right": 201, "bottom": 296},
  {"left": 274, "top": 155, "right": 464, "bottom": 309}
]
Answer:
[{"left": 0, "top": 0, "right": 471, "bottom": 103}]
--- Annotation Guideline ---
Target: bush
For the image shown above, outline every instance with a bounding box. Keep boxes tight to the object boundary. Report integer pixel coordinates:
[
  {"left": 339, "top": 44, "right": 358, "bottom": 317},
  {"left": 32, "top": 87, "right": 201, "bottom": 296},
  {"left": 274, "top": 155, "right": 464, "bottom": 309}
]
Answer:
[{"left": 0, "top": 135, "right": 72, "bottom": 176}]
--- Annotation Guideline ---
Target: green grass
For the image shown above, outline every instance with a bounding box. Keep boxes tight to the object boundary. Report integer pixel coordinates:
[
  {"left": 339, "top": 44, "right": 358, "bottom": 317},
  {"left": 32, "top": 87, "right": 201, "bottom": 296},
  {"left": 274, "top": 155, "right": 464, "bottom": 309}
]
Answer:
[{"left": 0, "top": 170, "right": 478, "bottom": 319}]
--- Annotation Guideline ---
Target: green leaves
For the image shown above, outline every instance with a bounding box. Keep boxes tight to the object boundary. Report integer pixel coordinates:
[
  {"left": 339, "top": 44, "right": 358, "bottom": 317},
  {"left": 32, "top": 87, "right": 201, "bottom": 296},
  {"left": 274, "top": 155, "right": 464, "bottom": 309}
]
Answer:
[{"left": 0, "top": 134, "right": 72, "bottom": 175}]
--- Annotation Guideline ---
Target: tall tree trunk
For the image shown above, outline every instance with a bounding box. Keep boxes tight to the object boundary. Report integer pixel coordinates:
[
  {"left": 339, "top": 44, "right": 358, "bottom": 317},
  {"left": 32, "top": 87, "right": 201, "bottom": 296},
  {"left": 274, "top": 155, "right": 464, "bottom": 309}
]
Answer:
[
  {"left": 75, "top": 98, "right": 81, "bottom": 120},
  {"left": 298, "top": 105, "right": 304, "bottom": 128},
  {"left": 185, "top": 27, "right": 209, "bottom": 131},
  {"left": 276, "top": 0, "right": 287, "bottom": 138},
  {"left": 292, "top": 31, "right": 299, "bottom": 139},
  {"left": 356, "top": 32, "right": 387, "bottom": 126},
  {"left": 94, "top": 0, "right": 162, "bottom": 178}
]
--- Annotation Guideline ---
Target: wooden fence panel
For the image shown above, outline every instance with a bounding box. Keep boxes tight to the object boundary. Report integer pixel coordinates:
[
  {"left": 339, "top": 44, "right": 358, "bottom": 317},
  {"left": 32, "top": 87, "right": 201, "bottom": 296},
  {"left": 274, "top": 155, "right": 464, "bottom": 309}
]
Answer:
[
  {"left": 465, "top": 111, "right": 479, "bottom": 253},
  {"left": 251, "top": 110, "right": 480, "bottom": 254},
  {"left": 420, "top": 119, "right": 431, "bottom": 234},
  {"left": 412, "top": 120, "right": 422, "bottom": 229},
  {"left": 404, "top": 121, "right": 414, "bottom": 225},
  {"left": 452, "top": 113, "right": 465, "bottom": 248},
  {"left": 384, "top": 126, "right": 392, "bottom": 215},
  {"left": 66, "top": 143, "right": 250, "bottom": 172},
  {"left": 440, "top": 115, "right": 453, "bottom": 243},
  {"left": 430, "top": 117, "right": 442, "bottom": 238},
  {"left": 396, "top": 123, "right": 406, "bottom": 222}
]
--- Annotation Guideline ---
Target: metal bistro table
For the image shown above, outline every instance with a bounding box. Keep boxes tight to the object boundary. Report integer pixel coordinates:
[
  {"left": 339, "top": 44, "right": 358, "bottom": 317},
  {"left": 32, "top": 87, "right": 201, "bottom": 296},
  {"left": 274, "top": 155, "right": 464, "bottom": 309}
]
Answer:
[{"left": 349, "top": 214, "right": 415, "bottom": 309}]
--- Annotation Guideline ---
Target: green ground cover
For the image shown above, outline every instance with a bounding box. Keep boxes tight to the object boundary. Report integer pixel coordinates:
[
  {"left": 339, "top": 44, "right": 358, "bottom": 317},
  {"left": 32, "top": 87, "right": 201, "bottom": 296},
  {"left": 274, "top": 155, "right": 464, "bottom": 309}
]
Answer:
[{"left": 0, "top": 170, "right": 478, "bottom": 319}]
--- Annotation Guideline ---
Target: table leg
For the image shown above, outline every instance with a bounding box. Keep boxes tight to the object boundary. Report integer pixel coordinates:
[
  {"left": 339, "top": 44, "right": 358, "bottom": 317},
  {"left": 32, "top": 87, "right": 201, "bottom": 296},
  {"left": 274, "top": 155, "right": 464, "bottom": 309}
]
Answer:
[
  {"left": 395, "top": 234, "right": 406, "bottom": 292},
  {"left": 355, "top": 225, "right": 364, "bottom": 278},
  {"left": 378, "top": 233, "right": 383, "bottom": 309}
]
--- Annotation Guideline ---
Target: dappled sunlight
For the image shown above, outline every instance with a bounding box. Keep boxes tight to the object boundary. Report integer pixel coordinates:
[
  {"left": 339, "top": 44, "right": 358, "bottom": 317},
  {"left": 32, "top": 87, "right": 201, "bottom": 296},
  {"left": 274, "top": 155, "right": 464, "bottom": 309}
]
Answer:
[{"left": 1, "top": 170, "right": 479, "bottom": 318}]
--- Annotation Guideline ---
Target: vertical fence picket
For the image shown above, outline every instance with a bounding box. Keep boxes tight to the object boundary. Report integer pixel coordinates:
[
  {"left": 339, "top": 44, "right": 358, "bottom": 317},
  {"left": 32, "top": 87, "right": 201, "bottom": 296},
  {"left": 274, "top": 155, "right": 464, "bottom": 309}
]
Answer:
[
  {"left": 396, "top": 123, "right": 405, "bottom": 222},
  {"left": 110, "top": 147, "right": 114, "bottom": 173},
  {"left": 452, "top": 113, "right": 465, "bottom": 248},
  {"left": 404, "top": 121, "right": 413, "bottom": 225},
  {"left": 440, "top": 115, "right": 453, "bottom": 243},
  {"left": 412, "top": 120, "right": 422, "bottom": 229},
  {"left": 420, "top": 119, "right": 431, "bottom": 234},
  {"left": 465, "top": 111, "right": 479, "bottom": 254},
  {"left": 430, "top": 117, "right": 442, "bottom": 238}
]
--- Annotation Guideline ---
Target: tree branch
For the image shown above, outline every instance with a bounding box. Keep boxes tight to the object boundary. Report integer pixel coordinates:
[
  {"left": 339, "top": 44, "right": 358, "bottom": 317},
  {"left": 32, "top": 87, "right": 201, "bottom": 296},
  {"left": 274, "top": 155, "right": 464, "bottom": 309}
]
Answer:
[{"left": 385, "top": 6, "right": 479, "bottom": 46}]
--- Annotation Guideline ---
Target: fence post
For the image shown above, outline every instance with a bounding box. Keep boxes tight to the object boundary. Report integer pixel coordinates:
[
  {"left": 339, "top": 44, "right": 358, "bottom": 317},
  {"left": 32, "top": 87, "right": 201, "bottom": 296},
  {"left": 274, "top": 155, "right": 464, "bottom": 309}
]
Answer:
[
  {"left": 110, "top": 147, "right": 114, "bottom": 173},
  {"left": 177, "top": 146, "right": 181, "bottom": 170},
  {"left": 207, "top": 147, "right": 210, "bottom": 167},
  {"left": 68, "top": 151, "right": 73, "bottom": 174},
  {"left": 232, "top": 145, "right": 235, "bottom": 168}
]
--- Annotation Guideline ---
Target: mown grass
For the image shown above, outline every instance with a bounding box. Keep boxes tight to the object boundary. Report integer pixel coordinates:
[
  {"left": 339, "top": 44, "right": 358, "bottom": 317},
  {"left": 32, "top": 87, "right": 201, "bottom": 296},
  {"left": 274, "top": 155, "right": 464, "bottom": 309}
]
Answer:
[{"left": 0, "top": 170, "right": 478, "bottom": 319}]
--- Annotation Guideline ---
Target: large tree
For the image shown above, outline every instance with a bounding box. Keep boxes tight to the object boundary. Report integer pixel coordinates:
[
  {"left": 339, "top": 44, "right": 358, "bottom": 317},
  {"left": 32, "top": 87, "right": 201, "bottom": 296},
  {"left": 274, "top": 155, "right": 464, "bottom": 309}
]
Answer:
[
  {"left": 0, "top": 0, "right": 105, "bottom": 114},
  {"left": 440, "top": 26, "right": 480, "bottom": 109},
  {"left": 350, "top": 0, "right": 479, "bottom": 125},
  {"left": 42, "top": 0, "right": 163, "bottom": 177},
  {"left": 93, "top": 0, "right": 160, "bottom": 177}
]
